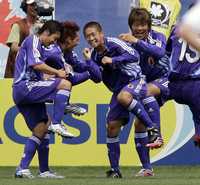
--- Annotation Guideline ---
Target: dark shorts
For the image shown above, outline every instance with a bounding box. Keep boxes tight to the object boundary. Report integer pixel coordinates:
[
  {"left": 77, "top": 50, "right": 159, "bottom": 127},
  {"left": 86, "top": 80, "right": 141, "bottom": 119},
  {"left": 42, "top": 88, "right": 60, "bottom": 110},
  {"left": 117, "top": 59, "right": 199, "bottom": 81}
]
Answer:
[
  {"left": 17, "top": 103, "right": 48, "bottom": 130},
  {"left": 13, "top": 78, "right": 61, "bottom": 130},
  {"left": 13, "top": 78, "right": 61, "bottom": 104},
  {"left": 106, "top": 93, "right": 130, "bottom": 125},
  {"left": 151, "top": 77, "right": 170, "bottom": 106},
  {"left": 169, "top": 80, "right": 200, "bottom": 133},
  {"left": 106, "top": 78, "right": 147, "bottom": 124}
]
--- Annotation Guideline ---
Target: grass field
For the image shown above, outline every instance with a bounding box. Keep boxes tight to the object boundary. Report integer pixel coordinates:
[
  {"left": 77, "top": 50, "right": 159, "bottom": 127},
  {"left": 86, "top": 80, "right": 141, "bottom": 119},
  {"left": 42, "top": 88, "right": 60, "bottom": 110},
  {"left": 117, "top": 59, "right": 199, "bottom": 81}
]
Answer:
[{"left": 1, "top": 166, "right": 200, "bottom": 185}]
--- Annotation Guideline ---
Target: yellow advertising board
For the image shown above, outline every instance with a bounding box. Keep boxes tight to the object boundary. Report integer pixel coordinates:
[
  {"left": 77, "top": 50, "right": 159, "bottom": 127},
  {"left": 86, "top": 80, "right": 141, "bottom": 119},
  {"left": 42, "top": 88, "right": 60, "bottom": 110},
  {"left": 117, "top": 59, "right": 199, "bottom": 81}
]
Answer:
[{"left": 0, "top": 79, "right": 176, "bottom": 166}]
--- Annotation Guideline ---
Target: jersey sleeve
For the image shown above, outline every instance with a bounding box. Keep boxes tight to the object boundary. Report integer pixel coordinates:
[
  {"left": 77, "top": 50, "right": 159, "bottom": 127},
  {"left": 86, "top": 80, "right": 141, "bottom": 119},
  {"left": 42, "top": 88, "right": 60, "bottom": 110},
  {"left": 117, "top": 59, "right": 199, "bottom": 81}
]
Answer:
[
  {"left": 134, "top": 32, "right": 166, "bottom": 59},
  {"left": 26, "top": 36, "right": 43, "bottom": 66},
  {"left": 108, "top": 38, "right": 139, "bottom": 64}
]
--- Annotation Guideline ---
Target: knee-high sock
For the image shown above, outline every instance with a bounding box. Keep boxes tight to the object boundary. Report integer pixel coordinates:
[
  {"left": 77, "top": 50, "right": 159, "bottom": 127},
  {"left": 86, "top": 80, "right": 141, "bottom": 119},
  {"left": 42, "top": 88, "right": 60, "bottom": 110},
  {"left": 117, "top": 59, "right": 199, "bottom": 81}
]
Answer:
[
  {"left": 106, "top": 136, "right": 120, "bottom": 172},
  {"left": 37, "top": 133, "right": 50, "bottom": 173},
  {"left": 142, "top": 96, "right": 160, "bottom": 131},
  {"left": 52, "top": 89, "right": 70, "bottom": 124},
  {"left": 134, "top": 132, "right": 152, "bottom": 170},
  {"left": 20, "top": 135, "right": 41, "bottom": 169},
  {"left": 128, "top": 99, "right": 153, "bottom": 128}
]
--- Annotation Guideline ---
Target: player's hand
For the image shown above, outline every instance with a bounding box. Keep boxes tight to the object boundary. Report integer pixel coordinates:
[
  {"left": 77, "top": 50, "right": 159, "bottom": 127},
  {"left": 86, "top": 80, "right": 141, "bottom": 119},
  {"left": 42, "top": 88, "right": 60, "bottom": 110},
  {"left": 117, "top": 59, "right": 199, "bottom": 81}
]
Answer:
[
  {"left": 56, "top": 69, "right": 67, "bottom": 79},
  {"left": 102, "top": 56, "right": 112, "bottom": 65},
  {"left": 119, "top": 33, "right": 138, "bottom": 43},
  {"left": 64, "top": 63, "right": 73, "bottom": 76},
  {"left": 43, "top": 73, "right": 55, "bottom": 80},
  {"left": 176, "top": 23, "right": 190, "bottom": 38},
  {"left": 193, "top": 134, "right": 200, "bottom": 148},
  {"left": 83, "top": 48, "right": 91, "bottom": 60}
]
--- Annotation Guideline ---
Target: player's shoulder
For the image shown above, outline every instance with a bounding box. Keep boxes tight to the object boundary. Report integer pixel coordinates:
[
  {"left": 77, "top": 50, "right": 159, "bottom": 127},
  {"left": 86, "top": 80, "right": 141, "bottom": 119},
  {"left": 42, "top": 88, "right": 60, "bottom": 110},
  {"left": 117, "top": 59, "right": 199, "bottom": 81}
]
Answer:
[
  {"left": 148, "top": 30, "right": 166, "bottom": 45},
  {"left": 149, "top": 30, "right": 166, "bottom": 39},
  {"left": 106, "top": 36, "right": 125, "bottom": 45},
  {"left": 20, "top": 35, "right": 36, "bottom": 47},
  {"left": 106, "top": 36, "right": 132, "bottom": 49}
]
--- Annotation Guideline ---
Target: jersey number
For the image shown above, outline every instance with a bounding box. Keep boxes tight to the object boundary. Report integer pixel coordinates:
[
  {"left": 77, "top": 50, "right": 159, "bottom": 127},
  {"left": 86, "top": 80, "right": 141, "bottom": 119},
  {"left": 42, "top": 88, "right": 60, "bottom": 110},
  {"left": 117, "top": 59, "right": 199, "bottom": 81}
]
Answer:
[{"left": 179, "top": 38, "right": 200, "bottom": 63}]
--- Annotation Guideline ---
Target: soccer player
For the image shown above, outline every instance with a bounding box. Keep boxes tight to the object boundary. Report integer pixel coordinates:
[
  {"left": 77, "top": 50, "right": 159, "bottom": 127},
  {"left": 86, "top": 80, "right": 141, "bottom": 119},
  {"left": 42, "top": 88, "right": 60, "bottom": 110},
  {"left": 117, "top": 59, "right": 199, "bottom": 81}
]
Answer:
[
  {"left": 119, "top": 8, "right": 169, "bottom": 176},
  {"left": 168, "top": 25, "right": 200, "bottom": 149},
  {"left": 13, "top": 20, "right": 73, "bottom": 178},
  {"left": 130, "top": 0, "right": 181, "bottom": 39},
  {"left": 43, "top": 21, "right": 101, "bottom": 115},
  {"left": 82, "top": 21, "right": 160, "bottom": 178}
]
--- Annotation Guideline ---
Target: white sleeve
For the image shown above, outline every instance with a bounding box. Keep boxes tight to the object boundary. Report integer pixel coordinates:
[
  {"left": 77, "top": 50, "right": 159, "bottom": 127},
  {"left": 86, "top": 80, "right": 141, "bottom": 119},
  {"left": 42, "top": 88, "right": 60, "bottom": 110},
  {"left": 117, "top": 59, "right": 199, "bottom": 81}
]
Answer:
[{"left": 182, "top": 2, "right": 200, "bottom": 32}]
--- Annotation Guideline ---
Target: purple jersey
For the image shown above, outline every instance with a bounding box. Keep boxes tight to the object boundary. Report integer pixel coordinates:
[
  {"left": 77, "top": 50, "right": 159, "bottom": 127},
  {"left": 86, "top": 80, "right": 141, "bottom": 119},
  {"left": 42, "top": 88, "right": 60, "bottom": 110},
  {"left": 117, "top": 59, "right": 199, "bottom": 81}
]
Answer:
[
  {"left": 132, "top": 30, "right": 169, "bottom": 82},
  {"left": 42, "top": 44, "right": 64, "bottom": 69},
  {"left": 43, "top": 44, "right": 87, "bottom": 72},
  {"left": 91, "top": 37, "right": 142, "bottom": 92},
  {"left": 43, "top": 44, "right": 89, "bottom": 72},
  {"left": 14, "top": 35, "right": 44, "bottom": 84},
  {"left": 43, "top": 44, "right": 102, "bottom": 73},
  {"left": 169, "top": 27, "right": 200, "bottom": 80},
  {"left": 42, "top": 44, "right": 101, "bottom": 83}
]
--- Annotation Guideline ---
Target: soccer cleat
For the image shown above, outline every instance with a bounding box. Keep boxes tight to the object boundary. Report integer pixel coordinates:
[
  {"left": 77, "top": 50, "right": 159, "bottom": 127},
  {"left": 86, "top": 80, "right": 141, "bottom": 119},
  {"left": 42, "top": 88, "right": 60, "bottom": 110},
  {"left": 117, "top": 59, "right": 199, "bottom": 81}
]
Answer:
[
  {"left": 147, "top": 127, "right": 160, "bottom": 144},
  {"left": 135, "top": 168, "right": 154, "bottom": 177},
  {"left": 15, "top": 168, "right": 34, "bottom": 179},
  {"left": 64, "top": 104, "right": 87, "bottom": 116},
  {"left": 106, "top": 169, "right": 122, "bottom": 178},
  {"left": 38, "top": 171, "right": 65, "bottom": 179},
  {"left": 146, "top": 137, "right": 164, "bottom": 149},
  {"left": 48, "top": 123, "right": 74, "bottom": 138},
  {"left": 45, "top": 101, "right": 87, "bottom": 116}
]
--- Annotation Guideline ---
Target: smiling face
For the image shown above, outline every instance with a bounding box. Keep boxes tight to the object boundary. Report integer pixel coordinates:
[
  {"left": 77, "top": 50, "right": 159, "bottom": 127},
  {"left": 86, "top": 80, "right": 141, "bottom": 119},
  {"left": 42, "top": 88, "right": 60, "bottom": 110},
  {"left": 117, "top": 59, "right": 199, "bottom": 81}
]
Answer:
[
  {"left": 128, "top": 8, "right": 151, "bottom": 40},
  {"left": 131, "top": 22, "right": 149, "bottom": 40},
  {"left": 84, "top": 26, "right": 104, "bottom": 49}
]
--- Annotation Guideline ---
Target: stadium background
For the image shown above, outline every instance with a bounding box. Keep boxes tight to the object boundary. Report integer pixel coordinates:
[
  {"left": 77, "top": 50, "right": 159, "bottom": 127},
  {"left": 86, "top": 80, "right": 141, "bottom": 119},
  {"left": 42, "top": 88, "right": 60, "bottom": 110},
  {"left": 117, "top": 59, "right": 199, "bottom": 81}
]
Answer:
[{"left": 0, "top": 0, "right": 199, "bottom": 167}]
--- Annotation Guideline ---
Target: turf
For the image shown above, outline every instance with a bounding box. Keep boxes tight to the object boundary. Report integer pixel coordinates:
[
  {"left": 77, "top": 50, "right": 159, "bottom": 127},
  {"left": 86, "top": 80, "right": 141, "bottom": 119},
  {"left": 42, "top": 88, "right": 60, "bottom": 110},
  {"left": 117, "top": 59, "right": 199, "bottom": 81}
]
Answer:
[{"left": 0, "top": 166, "right": 199, "bottom": 185}]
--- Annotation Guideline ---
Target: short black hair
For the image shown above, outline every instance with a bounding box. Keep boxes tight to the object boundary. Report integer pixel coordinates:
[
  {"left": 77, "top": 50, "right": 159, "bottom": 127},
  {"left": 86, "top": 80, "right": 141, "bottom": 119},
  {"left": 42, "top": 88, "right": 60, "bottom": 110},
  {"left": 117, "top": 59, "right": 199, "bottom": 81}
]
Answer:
[
  {"left": 59, "top": 21, "right": 80, "bottom": 43},
  {"left": 83, "top": 21, "right": 102, "bottom": 36},
  {"left": 128, "top": 8, "right": 151, "bottom": 31},
  {"left": 38, "top": 20, "right": 63, "bottom": 35}
]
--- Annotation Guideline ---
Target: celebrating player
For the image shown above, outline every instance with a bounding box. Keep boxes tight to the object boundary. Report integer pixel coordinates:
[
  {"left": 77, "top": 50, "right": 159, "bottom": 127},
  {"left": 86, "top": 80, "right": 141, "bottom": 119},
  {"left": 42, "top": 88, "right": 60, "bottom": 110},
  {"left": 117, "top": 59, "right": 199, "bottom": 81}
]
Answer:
[
  {"left": 13, "top": 20, "right": 74, "bottom": 178},
  {"left": 82, "top": 21, "right": 160, "bottom": 178},
  {"left": 119, "top": 8, "right": 170, "bottom": 176}
]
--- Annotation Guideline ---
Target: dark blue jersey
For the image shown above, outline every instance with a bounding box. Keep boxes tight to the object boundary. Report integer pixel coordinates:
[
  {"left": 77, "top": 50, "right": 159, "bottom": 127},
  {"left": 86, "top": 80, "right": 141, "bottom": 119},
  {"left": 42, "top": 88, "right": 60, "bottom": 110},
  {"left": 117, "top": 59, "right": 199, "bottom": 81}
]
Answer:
[
  {"left": 168, "top": 27, "right": 200, "bottom": 81},
  {"left": 90, "top": 37, "right": 142, "bottom": 92},
  {"left": 14, "top": 35, "right": 45, "bottom": 84},
  {"left": 132, "top": 30, "right": 169, "bottom": 82},
  {"left": 42, "top": 44, "right": 101, "bottom": 82},
  {"left": 43, "top": 44, "right": 88, "bottom": 72}
]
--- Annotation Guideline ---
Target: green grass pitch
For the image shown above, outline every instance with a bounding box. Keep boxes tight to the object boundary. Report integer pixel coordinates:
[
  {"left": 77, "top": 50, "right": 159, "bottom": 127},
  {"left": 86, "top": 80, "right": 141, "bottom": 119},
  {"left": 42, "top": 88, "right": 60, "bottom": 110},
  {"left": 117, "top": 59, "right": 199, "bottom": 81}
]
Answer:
[{"left": 1, "top": 166, "right": 200, "bottom": 185}]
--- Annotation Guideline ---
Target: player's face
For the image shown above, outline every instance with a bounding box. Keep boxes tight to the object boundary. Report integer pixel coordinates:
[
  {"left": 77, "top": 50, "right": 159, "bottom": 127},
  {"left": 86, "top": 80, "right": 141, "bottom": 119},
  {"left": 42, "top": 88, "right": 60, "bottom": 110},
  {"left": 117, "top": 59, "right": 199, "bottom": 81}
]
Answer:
[
  {"left": 63, "top": 32, "right": 80, "bottom": 51},
  {"left": 131, "top": 22, "right": 149, "bottom": 40},
  {"left": 84, "top": 27, "right": 104, "bottom": 48},
  {"left": 43, "top": 32, "right": 61, "bottom": 46}
]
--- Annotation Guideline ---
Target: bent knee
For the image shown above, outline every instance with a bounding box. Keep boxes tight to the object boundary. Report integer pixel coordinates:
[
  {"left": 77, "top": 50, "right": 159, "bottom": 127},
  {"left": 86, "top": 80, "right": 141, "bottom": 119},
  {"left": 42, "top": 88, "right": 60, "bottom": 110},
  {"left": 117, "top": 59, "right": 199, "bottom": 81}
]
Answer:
[
  {"left": 57, "top": 79, "right": 72, "bottom": 90},
  {"left": 107, "top": 124, "right": 121, "bottom": 137},
  {"left": 117, "top": 91, "right": 132, "bottom": 107},
  {"left": 147, "top": 83, "right": 160, "bottom": 96},
  {"left": 134, "top": 118, "right": 147, "bottom": 132}
]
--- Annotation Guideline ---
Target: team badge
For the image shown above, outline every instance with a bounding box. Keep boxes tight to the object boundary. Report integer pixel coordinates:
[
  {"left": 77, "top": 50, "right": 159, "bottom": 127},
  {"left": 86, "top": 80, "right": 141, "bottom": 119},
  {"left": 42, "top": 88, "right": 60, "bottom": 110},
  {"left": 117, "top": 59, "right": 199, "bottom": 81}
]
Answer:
[
  {"left": 128, "top": 83, "right": 134, "bottom": 89},
  {"left": 150, "top": 2, "right": 171, "bottom": 28}
]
